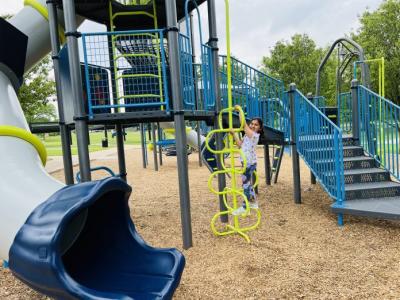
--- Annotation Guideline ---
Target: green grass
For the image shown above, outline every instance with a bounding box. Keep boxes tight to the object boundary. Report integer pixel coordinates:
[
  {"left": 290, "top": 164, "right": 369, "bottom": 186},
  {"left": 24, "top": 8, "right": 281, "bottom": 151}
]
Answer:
[{"left": 39, "top": 130, "right": 142, "bottom": 156}]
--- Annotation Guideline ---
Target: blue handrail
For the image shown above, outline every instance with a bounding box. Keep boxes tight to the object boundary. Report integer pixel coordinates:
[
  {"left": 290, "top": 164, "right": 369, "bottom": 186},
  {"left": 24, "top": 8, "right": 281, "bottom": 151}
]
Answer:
[
  {"left": 218, "top": 55, "right": 287, "bottom": 138},
  {"left": 76, "top": 166, "right": 116, "bottom": 183},
  {"left": 358, "top": 85, "right": 400, "bottom": 180},
  {"left": 294, "top": 89, "right": 345, "bottom": 204},
  {"left": 311, "top": 96, "right": 326, "bottom": 114},
  {"left": 338, "top": 92, "right": 352, "bottom": 133}
]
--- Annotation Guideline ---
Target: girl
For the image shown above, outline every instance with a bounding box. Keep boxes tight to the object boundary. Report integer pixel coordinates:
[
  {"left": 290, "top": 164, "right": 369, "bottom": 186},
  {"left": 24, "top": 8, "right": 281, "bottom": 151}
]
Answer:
[{"left": 230, "top": 105, "right": 263, "bottom": 215}]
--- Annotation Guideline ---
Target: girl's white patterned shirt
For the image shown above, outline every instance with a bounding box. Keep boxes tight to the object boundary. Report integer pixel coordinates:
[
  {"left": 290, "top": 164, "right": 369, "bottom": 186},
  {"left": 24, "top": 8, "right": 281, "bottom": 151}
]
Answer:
[{"left": 240, "top": 132, "right": 260, "bottom": 165}]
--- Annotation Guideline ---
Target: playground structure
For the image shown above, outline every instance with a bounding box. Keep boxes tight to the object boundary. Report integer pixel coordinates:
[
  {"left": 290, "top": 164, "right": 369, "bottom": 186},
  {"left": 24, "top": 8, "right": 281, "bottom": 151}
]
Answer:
[
  {"left": 0, "top": 0, "right": 286, "bottom": 298},
  {"left": 2, "top": 0, "right": 400, "bottom": 299}
]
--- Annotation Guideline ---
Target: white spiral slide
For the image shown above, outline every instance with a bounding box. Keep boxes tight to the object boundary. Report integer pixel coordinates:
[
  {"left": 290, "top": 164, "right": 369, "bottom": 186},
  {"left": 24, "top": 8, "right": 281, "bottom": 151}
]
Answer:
[
  {"left": 0, "top": 0, "right": 83, "bottom": 262},
  {"left": 159, "top": 122, "right": 205, "bottom": 150},
  {"left": 0, "top": 3, "right": 188, "bottom": 299}
]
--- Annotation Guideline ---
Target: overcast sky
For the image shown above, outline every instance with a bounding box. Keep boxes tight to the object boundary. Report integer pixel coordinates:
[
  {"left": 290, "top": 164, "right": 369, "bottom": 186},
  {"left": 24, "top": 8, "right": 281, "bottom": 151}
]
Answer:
[{"left": 1, "top": 0, "right": 383, "bottom": 67}]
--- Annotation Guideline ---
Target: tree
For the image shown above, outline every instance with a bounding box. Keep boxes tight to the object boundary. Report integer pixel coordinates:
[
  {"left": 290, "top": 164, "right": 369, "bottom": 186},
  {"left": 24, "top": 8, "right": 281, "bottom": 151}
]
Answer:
[
  {"left": 1, "top": 15, "right": 57, "bottom": 123},
  {"left": 261, "top": 34, "right": 338, "bottom": 105},
  {"left": 17, "top": 56, "right": 57, "bottom": 123},
  {"left": 354, "top": 0, "right": 400, "bottom": 103}
]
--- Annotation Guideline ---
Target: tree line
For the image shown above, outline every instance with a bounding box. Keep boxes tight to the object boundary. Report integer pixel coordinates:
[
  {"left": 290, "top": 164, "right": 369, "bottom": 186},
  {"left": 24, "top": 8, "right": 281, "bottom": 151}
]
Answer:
[
  {"left": 2, "top": 0, "right": 400, "bottom": 123},
  {"left": 262, "top": 0, "right": 400, "bottom": 105}
]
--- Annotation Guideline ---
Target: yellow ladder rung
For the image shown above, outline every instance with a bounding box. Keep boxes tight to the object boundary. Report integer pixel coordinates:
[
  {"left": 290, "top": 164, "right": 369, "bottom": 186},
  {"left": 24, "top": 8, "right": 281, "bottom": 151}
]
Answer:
[
  {"left": 116, "top": 73, "right": 160, "bottom": 80},
  {"left": 112, "top": 11, "right": 155, "bottom": 21},
  {"left": 114, "top": 53, "right": 159, "bottom": 60},
  {"left": 119, "top": 94, "right": 162, "bottom": 99}
]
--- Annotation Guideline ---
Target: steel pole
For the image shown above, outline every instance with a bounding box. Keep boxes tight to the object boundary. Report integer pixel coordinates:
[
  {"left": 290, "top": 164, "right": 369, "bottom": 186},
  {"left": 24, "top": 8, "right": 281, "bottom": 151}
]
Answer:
[
  {"left": 47, "top": 0, "right": 74, "bottom": 184},
  {"left": 157, "top": 122, "right": 163, "bottom": 166},
  {"left": 115, "top": 124, "right": 127, "bottom": 181},
  {"left": 306, "top": 92, "right": 317, "bottom": 185},
  {"left": 264, "top": 144, "right": 271, "bottom": 185},
  {"left": 151, "top": 123, "right": 159, "bottom": 171},
  {"left": 140, "top": 123, "right": 147, "bottom": 168},
  {"left": 166, "top": 0, "right": 193, "bottom": 249},
  {"left": 289, "top": 83, "right": 301, "bottom": 204},
  {"left": 62, "top": 0, "right": 91, "bottom": 181},
  {"left": 189, "top": 12, "right": 203, "bottom": 167},
  {"left": 208, "top": 0, "right": 228, "bottom": 223},
  {"left": 351, "top": 79, "right": 360, "bottom": 146}
]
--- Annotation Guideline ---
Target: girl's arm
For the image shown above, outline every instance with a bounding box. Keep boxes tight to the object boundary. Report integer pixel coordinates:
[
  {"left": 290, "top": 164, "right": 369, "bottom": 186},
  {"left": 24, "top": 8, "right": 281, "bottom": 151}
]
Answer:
[
  {"left": 235, "top": 105, "right": 254, "bottom": 138},
  {"left": 230, "top": 130, "right": 243, "bottom": 147}
]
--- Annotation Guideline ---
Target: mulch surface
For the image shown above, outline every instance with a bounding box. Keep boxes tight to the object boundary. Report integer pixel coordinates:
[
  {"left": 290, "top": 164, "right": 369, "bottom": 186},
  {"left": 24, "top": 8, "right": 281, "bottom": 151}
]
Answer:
[{"left": 1, "top": 147, "right": 400, "bottom": 299}]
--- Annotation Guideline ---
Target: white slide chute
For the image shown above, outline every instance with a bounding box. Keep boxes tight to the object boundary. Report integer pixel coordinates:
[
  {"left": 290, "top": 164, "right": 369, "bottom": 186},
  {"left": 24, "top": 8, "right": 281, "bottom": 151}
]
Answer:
[{"left": 0, "top": 0, "right": 84, "bottom": 261}]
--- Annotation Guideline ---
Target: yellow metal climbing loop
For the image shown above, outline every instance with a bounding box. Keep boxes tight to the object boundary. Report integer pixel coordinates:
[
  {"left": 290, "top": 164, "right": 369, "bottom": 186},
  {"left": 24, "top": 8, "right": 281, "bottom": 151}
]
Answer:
[{"left": 206, "top": 0, "right": 260, "bottom": 243}]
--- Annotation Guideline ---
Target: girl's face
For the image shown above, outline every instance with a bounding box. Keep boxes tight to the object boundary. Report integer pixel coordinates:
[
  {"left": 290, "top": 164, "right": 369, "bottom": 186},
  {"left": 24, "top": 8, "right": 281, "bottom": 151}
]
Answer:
[{"left": 249, "top": 119, "right": 261, "bottom": 133}]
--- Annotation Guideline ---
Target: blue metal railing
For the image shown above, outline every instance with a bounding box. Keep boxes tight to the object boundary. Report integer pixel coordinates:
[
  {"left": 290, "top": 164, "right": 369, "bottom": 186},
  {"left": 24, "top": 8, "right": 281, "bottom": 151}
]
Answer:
[
  {"left": 219, "top": 72, "right": 260, "bottom": 113},
  {"left": 82, "top": 30, "right": 170, "bottom": 117},
  {"left": 178, "top": 33, "right": 196, "bottom": 109},
  {"left": 201, "top": 44, "right": 216, "bottom": 110},
  {"left": 219, "top": 55, "right": 288, "bottom": 138},
  {"left": 82, "top": 29, "right": 215, "bottom": 117},
  {"left": 311, "top": 96, "right": 326, "bottom": 113},
  {"left": 178, "top": 34, "right": 215, "bottom": 110},
  {"left": 294, "top": 89, "right": 345, "bottom": 204},
  {"left": 338, "top": 92, "right": 352, "bottom": 133},
  {"left": 358, "top": 85, "right": 400, "bottom": 179},
  {"left": 182, "top": 0, "right": 215, "bottom": 111}
]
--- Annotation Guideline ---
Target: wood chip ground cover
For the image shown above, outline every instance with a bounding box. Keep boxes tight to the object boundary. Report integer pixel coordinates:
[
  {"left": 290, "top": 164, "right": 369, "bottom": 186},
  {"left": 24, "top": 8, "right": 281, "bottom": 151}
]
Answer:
[{"left": 1, "top": 148, "right": 399, "bottom": 299}]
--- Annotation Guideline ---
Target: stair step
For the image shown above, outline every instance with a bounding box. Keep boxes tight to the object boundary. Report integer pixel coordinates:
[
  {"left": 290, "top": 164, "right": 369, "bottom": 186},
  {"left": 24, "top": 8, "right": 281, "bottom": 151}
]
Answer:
[
  {"left": 331, "top": 197, "right": 400, "bottom": 220},
  {"left": 304, "top": 146, "right": 363, "bottom": 158},
  {"left": 342, "top": 138, "right": 354, "bottom": 146},
  {"left": 344, "top": 168, "right": 390, "bottom": 184},
  {"left": 314, "top": 156, "right": 377, "bottom": 171},
  {"left": 343, "top": 146, "right": 364, "bottom": 157},
  {"left": 345, "top": 181, "right": 400, "bottom": 200},
  {"left": 298, "top": 134, "right": 354, "bottom": 146},
  {"left": 343, "top": 156, "right": 378, "bottom": 170}
]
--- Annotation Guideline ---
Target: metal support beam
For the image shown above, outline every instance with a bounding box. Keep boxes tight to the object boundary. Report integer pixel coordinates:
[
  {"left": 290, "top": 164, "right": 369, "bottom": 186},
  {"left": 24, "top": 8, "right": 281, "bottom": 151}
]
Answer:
[
  {"left": 208, "top": 0, "right": 228, "bottom": 223},
  {"left": 47, "top": 0, "right": 74, "bottom": 184},
  {"left": 264, "top": 144, "right": 271, "bottom": 185},
  {"left": 62, "top": 0, "right": 91, "bottom": 181},
  {"left": 289, "top": 83, "right": 301, "bottom": 204},
  {"left": 151, "top": 123, "right": 159, "bottom": 171},
  {"left": 189, "top": 12, "right": 203, "bottom": 167},
  {"left": 157, "top": 122, "right": 163, "bottom": 166},
  {"left": 306, "top": 92, "right": 317, "bottom": 185},
  {"left": 351, "top": 79, "right": 360, "bottom": 146},
  {"left": 166, "top": 0, "right": 193, "bottom": 249},
  {"left": 116, "top": 124, "right": 127, "bottom": 182},
  {"left": 140, "top": 123, "right": 147, "bottom": 168}
]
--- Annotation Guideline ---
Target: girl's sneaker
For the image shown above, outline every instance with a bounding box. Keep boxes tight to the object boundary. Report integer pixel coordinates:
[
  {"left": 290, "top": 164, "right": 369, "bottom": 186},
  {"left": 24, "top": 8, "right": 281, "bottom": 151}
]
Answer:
[
  {"left": 232, "top": 206, "right": 247, "bottom": 216},
  {"left": 249, "top": 201, "right": 259, "bottom": 209}
]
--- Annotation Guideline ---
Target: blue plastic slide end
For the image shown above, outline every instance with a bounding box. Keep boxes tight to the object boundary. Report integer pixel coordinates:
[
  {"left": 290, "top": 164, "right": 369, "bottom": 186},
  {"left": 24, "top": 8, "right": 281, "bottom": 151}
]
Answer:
[{"left": 9, "top": 177, "right": 185, "bottom": 299}]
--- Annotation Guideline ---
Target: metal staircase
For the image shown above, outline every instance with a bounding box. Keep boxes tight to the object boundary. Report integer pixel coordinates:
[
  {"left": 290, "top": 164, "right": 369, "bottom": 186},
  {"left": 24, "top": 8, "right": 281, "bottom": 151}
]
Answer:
[
  {"left": 297, "top": 81, "right": 400, "bottom": 223},
  {"left": 332, "top": 136, "right": 400, "bottom": 220}
]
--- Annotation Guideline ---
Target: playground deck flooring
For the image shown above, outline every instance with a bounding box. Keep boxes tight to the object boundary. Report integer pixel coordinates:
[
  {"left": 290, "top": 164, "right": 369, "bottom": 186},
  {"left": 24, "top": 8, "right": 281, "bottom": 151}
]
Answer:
[{"left": 1, "top": 147, "right": 400, "bottom": 299}]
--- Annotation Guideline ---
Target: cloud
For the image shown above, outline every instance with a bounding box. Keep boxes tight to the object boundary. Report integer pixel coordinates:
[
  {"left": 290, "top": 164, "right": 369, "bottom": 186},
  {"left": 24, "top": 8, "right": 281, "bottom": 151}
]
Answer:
[
  {"left": 1, "top": 0, "right": 382, "bottom": 68},
  {"left": 199, "top": 0, "right": 382, "bottom": 67},
  {"left": 0, "top": 0, "right": 23, "bottom": 15}
]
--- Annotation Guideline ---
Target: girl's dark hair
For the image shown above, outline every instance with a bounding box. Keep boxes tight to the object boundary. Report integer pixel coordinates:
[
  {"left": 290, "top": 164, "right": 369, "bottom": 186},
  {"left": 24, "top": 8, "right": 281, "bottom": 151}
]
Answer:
[{"left": 251, "top": 117, "right": 264, "bottom": 135}]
